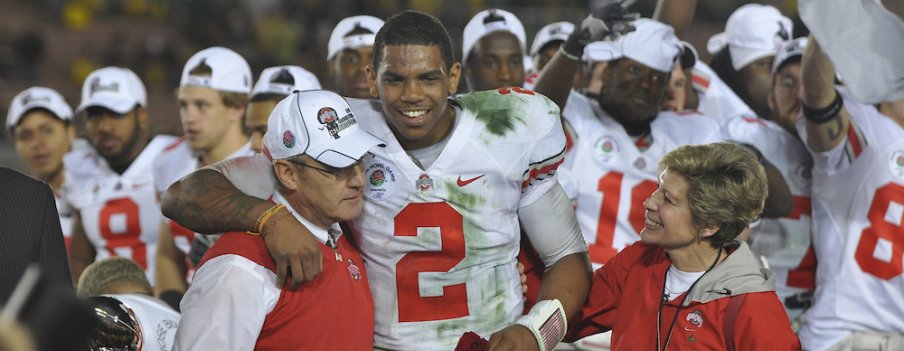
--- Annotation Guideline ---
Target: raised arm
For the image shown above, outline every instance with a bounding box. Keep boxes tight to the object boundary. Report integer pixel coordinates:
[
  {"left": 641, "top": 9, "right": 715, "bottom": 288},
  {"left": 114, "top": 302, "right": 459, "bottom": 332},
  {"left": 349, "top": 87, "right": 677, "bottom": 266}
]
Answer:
[
  {"left": 160, "top": 158, "right": 324, "bottom": 288},
  {"left": 799, "top": 34, "right": 851, "bottom": 152},
  {"left": 534, "top": 3, "right": 639, "bottom": 109},
  {"left": 653, "top": 0, "right": 697, "bottom": 39}
]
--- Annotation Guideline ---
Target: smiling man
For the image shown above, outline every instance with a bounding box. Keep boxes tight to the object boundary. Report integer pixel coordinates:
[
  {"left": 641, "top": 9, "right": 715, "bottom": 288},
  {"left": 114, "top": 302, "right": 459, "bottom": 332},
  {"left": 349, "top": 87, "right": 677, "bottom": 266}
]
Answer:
[
  {"left": 535, "top": 18, "right": 723, "bottom": 268},
  {"left": 163, "top": 10, "right": 591, "bottom": 351}
]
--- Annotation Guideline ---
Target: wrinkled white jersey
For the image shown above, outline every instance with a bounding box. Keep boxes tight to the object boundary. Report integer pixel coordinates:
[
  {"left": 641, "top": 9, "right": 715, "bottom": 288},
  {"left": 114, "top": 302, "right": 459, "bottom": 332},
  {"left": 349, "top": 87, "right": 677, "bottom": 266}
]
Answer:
[
  {"left": 151, "top": 138, "right": 253, "bottom": 255},
  {"left": 797, "top": 90, "right": 904, "bottom": 351},
  {"left": 109, "top": 294, "right": 180, "bottom": 351},
  {"left": 691, "top": 61, "right": 755, "bottom": 121},
  {"left": 722, "top": 114, "right": 815, "bottom": 321},
  {"left": 561, "top": 91, "right": 723, "bottom": 267},
  {"left": 349, "top": 89, "right": 566, "bottom": 350},
  {"left": 63, "top": 135, "right": 177, "bottom": 285}
]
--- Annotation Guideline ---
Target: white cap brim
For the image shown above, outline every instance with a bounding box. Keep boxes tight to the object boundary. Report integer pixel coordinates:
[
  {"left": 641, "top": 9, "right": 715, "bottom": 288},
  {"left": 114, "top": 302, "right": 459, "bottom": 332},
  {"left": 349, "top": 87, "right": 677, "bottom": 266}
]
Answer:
[
  {"left": 308, "top": 129, "right": 386, "bottom": 168},
  {"left": 76, "top": 95, "right": 136, "bottom": 114}
]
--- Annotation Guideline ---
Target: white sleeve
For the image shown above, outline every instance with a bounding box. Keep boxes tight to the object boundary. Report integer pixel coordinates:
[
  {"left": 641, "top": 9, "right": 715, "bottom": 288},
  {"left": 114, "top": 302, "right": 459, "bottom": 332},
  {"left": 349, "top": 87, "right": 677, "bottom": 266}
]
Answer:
[
  {"left": 173, "top": 255, "right": 280, "bottom": 351},
  {"left": 520, "top": 94, "right": 568, "bottom": 207},
  {"left": 203, "top": 154, "right": 277, "bottom": 200},
  {"left": 518, "top": 183, "right": 588, "bottom": 268}
]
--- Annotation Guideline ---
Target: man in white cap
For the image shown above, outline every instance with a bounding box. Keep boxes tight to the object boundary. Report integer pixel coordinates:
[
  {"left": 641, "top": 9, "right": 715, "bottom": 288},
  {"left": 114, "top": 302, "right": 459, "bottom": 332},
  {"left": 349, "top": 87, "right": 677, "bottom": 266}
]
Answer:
[
  {"left": 796, "top": 33, "right": 904, "bottom": 351},
  {"left": 536, "top": 17, "right": 722, "bottom": 269},
  {"left": 462, "top": 8, "right": 528, "bottom": 91},
  {"left": 174, "top": 90, "right": 383, "bottom": 350},
  {"left": 706, "top": 3, "right": 793, "bottom": 119},
  {"left": 151, "top": 46, "right": 256, "bottom": 311},
  {"left": 327, "top": 15, "right": 384, "bottom": 99},
  {"left": 720, "top": 37, "right": 815, "bottom": 326},
  {"left": 524, "top": 21, "right": 576, "bottom": 90},
  {"left": 6, "top": 87, "right": 79, "bottom": 250},
  {"left": 63, "top": 66, "right": 178, "bottom": 286},
  {"left": 246, "top": 65, "right": 322, "bottom": 153}
]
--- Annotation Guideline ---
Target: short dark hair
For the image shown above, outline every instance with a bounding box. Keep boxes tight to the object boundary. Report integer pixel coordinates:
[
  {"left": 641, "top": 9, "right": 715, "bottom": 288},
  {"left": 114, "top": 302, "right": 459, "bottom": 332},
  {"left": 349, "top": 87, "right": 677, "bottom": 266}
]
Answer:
[{"left": 371, "top": 10, "right": 455, "bottom": 70}]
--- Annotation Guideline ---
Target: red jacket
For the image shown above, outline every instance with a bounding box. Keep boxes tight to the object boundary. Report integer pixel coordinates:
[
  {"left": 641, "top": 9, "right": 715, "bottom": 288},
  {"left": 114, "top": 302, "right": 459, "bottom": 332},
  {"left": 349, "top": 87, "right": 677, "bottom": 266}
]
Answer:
[{"left": 567, "top": 241, "right": 801, "bottom": 350}]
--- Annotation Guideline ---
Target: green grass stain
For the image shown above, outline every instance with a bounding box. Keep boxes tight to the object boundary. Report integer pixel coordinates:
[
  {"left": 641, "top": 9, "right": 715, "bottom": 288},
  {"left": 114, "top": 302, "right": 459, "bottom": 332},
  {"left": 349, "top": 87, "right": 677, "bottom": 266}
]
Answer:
[{"left": 444, "top": 180, "right": 486, "bottom": 209}]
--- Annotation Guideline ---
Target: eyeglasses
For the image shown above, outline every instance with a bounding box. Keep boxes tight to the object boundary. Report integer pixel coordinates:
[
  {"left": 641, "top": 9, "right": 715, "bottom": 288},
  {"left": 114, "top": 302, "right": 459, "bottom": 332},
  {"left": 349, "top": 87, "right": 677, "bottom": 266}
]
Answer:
[{"left": 284, "top": 153, "right": 372, "bottom": 181}]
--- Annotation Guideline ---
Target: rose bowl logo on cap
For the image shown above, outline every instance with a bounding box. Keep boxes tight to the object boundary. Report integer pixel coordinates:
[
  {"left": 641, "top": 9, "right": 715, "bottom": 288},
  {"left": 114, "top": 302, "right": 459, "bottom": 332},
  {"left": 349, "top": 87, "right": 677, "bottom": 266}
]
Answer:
[{"left": 283, "top": 130, "right": 296, "bottom": 148}]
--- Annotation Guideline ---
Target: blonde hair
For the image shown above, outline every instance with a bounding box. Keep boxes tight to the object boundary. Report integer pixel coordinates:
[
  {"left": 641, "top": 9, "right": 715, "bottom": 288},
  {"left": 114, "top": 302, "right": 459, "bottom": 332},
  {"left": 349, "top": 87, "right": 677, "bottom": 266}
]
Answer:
[
  {"left": 660, "top": 142, "right": 767, "bottom": 247},
  {"left": 76, "top": 257, "right": 152, "bottom": 298}
]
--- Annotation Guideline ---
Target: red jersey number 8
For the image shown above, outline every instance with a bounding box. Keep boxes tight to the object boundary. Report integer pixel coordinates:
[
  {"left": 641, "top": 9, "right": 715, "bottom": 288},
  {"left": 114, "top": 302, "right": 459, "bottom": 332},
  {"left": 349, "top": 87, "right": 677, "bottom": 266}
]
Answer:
[
  {"left": 98, "top": 198, "right": 146, "bottom": 269},
  {"left": 394, "top": 202, "right": 469, "bottom": 322},
  {"left": 854, "top": 183, "right": 904, "bottom": 280}
]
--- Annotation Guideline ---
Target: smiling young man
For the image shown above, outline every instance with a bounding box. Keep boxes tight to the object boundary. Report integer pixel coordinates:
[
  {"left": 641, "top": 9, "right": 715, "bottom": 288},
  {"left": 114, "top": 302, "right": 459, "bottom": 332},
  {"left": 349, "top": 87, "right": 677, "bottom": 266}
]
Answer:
[
  {"left": 6, "top": 87, "right": 79, "bottom": 250},
  {"left": 162, "top": 10, "right": 591, "bottom": 351},
  {"left": 64, "top": 66, "right": 177, "bottom": 286}
]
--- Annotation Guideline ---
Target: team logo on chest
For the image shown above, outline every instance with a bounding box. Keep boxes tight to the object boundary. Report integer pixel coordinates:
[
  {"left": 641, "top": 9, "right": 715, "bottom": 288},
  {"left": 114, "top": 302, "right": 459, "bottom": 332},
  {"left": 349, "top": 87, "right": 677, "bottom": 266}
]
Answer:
[
  {"left": 347, "top": 258, "right": 361, "bottom": 280},
  {"left": 416, "top": 173, "right": 434, "bottom": 193},
  {"left": 364, "top": 162, "right": 397, "bottom": 200},
  {"left": 890, "top": 149, "right": 904, "bottom": 179},
  {"left": 592, "top": 135, "right": 620, "bottom": 165},
  {"left": 684, "top": 310, "right": 704, "bottom": 343}
]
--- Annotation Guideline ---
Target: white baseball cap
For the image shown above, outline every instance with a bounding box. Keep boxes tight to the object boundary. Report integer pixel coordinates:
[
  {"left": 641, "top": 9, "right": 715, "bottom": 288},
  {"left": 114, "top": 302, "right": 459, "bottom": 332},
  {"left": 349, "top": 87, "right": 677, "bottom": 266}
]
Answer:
[
  {"left": 462, "top": 9, "right": 526, "bottom": 64},
  {"left": 327, "top": 15, "right": 384, "bottom": 61},
  {"left": 706, "top": 4, "right": 793, "bottom": 71},
  {"left": 76, "top": 67, "right": 147, "bottom": 114},
  {"left": 772, "top": 37, "right": 808, "bottom": 74},
  {"left": 180, "top": 46, "right": 253, "bottom": 94},
  {"left": 263, "top": 90, "right": 385, "bottom": 168},
  {"left": 6, "top": 87, "right": 73, "bottom": 131},
  {"left": 584, "top": 18, "right": 680, "bottom": 73},
  {"left": 251, "top": 65, "right": 323, "bottom": 100},
  {"left": 529, "top": 21, "right": 574, "bottom": 57}
]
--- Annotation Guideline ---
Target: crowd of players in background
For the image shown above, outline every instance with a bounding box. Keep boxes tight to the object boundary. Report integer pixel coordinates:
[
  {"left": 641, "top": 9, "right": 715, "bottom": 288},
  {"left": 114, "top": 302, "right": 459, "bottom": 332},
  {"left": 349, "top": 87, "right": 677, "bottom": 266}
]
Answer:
[{"left": 2, "top": 0, "right": 903, "bottom": 350}]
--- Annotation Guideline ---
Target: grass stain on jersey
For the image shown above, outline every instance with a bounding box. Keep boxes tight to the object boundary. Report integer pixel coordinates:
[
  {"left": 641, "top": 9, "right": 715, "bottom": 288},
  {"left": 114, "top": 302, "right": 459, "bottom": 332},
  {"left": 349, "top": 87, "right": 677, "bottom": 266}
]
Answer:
[
  {"left": 459, "top": 91, "right": 529, "bottom": 138},
  {"left": 444, "top": 181, "right": 486, "bottom": 209}
]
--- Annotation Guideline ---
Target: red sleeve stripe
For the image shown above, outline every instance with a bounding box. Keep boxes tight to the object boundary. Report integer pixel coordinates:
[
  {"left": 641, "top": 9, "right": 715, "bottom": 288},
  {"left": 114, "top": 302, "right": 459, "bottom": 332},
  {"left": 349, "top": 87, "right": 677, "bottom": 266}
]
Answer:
[
  {"left": 521, "top": 147, "right": 566, "bottom": 190},
  {"left": 785, "top": 196, "right": 812, "bottom": 220},
  {"left": 691, "top": 70, "right": 711, "bottom": 91},
  {"left": 843, "top": 124, "right": 867, "bottom": 162}
]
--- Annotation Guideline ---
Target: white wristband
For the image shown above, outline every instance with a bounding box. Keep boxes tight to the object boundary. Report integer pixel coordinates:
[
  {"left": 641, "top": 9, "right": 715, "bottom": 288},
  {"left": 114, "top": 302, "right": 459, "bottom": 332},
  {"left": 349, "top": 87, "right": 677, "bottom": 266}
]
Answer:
[{"left": 514, "top": 299, "right": 567, "bottom": 351}]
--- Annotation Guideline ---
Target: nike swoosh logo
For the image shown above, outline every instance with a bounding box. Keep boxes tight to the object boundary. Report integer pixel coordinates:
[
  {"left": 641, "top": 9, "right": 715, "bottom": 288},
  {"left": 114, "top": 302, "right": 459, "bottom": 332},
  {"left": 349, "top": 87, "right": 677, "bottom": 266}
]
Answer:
[{"left": 456, "top": 174, "right": 485, "bottom": 187}]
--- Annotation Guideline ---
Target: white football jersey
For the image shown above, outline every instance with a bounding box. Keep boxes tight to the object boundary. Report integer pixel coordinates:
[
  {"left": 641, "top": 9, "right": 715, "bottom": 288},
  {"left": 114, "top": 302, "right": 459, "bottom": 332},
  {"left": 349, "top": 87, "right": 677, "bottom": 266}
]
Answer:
[
  {"left": 561, "top": 91, "right": 723, "bottom": 267},
  {"left": 63, "top": 135, "right": 178, "bottom": 285},
  {"left": 722, "top": 114, "right": 815, "bottom": 321},
  {"left": 55, "top": 192, "right": 74, "bottom": 250},
  {"left": 151, "top": 138, "right": 254, "bottom": 255},
  {"left": 797, "top": 90, "right": 904, "bottom": 351},
  {"left": 109, "top": 294, "right": 180, "bottom": 351},
  {"left": 349, "top": 89, "right": 566, "bottom": 350}
]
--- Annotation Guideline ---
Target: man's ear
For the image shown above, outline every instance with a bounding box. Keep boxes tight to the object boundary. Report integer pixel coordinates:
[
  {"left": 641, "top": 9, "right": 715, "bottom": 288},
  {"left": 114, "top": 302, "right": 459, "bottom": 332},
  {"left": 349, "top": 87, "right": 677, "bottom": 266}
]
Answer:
[
  {"left": 366, "top": 65, "right": 379, "bottom": 98},
  {"left": 272, "top": 160, "right": 300, "bottom": 191}
]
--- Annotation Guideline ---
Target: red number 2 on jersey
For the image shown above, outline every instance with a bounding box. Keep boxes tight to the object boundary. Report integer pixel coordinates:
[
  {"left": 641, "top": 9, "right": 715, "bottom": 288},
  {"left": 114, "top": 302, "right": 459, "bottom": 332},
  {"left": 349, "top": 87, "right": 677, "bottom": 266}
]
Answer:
[
  {"left": 592, "top": 172, "right": 657, "bottom": 264},
  {"left": 854, "top": 183, "right": 904, "bottom": 280},
  {"left": 98, "top": 197, "right": 147, "bottom": 268},
  {"left": 395, "top": 202, "right": 469, "bottom": 322}
]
